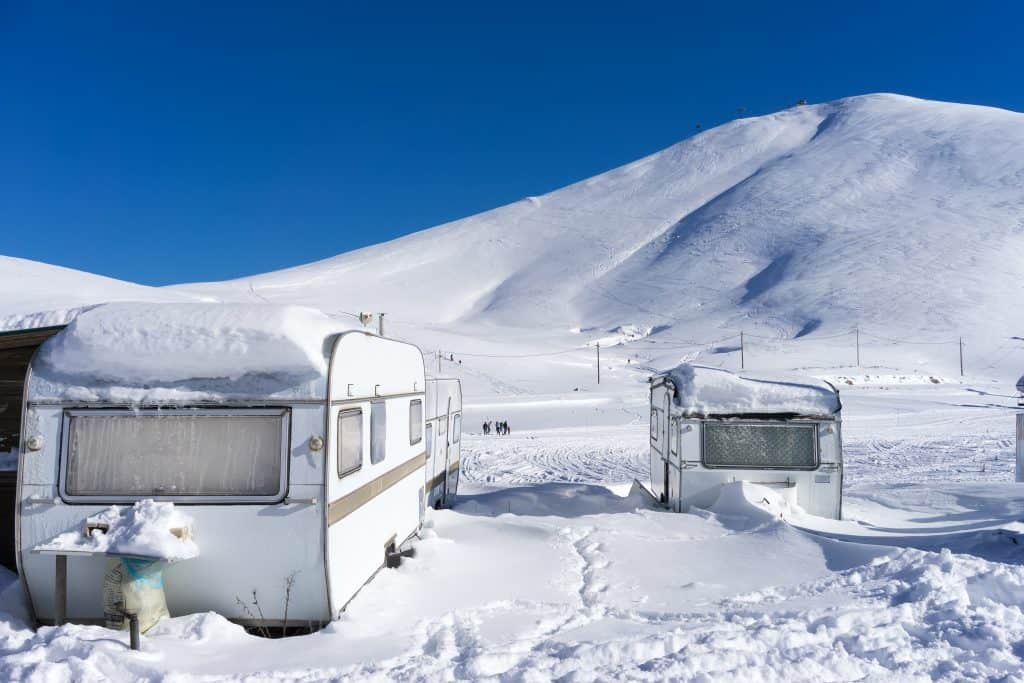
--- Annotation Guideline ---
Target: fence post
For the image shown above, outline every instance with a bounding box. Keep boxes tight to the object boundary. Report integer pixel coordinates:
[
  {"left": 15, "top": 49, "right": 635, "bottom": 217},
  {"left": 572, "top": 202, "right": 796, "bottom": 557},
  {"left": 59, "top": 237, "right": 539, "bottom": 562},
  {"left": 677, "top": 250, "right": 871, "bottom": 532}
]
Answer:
[
  {"left": 855, "top": 328, "right": 860, "bottom": 367},
  {"left": 740, "top": 332, "right": 745, "bottom": 370},
  {"left": 959, "top": 337, "right": 964, "bottom": 377},
  {"left": 596, "top": 342, "right": 601, "bottom": 384}
]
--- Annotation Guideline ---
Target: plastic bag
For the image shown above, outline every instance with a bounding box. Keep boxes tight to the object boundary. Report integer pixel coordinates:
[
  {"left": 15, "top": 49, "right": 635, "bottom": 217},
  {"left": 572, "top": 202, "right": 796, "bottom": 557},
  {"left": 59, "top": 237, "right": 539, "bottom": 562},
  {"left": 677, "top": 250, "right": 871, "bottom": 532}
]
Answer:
[{"left": 102, "top": 557, "right": 170, "bottom": 633}]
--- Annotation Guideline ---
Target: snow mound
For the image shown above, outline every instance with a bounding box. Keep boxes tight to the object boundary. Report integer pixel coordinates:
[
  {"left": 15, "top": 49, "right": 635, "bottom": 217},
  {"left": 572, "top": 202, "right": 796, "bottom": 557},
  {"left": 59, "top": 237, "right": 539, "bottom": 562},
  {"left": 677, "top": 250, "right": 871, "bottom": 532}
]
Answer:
[
  {"left": 708, "top": 480, "right": 801, "bottom": 523},
  {"left": 35, "top": 500, "right": 199, "bottom": 561},
  {"left": 586, "top": 325, "right": 654, "bottom": 348},
  {"left": 661, "top": 363, "right": 840, "bottom": 417},
  {"left": 36, "top": 302, "right": 352, "bottom": 386}
]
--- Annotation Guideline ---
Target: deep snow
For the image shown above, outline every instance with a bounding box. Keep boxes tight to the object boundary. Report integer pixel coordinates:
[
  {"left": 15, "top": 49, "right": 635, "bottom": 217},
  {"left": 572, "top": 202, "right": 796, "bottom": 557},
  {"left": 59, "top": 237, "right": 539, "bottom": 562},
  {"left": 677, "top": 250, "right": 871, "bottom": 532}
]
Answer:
[
  {"left": 2, "top": 93, "right": 1024, "bottom": 680},
  {"left": 2, "top": 384, "right": 1023, "bottom": 681}
]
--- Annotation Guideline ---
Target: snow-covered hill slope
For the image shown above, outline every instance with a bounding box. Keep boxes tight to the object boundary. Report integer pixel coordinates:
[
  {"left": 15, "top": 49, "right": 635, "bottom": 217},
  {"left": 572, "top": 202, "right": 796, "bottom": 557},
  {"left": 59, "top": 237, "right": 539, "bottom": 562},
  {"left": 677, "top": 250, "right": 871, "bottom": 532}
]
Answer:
[
  {"left": 4, "top": 94, "right": 1023, "bottom": 383},
  {"left": 0, "top": 256, "right": 195, "bottom": 331},
  {"left": 178, "top": 94, "right": 1024, "bottom": 348}
]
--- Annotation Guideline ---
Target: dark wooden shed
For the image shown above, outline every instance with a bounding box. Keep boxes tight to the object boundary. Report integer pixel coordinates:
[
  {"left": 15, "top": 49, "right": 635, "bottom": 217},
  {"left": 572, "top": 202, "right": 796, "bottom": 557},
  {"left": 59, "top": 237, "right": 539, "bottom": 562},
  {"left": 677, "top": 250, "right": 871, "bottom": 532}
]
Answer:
[{"left": 0, "top": 325, "right": 66, "bottom": 572}]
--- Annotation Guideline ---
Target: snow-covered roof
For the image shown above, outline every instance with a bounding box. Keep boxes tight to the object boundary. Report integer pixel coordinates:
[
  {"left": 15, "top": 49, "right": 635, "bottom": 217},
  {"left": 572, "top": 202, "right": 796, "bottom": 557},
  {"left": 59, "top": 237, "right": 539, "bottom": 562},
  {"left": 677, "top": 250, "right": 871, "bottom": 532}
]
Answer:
[
  {"left": 30, "top": 302, "right": 357, "bottom": 402},
  {"left": 655, "top": 364, "right": 840, "bottom": 418}
]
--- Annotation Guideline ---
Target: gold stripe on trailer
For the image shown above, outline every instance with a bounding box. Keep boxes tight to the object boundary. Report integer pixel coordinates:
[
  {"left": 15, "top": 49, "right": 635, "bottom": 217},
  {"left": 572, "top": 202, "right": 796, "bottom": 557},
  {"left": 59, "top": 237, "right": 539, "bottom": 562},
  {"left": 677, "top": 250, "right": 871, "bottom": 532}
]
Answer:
[
  {"left": 447, "top": 460, "right": 460, "bottom": 475},
  {"left": 426, "top": 471, "right": 446, "bottom": 492},
  {"left": 328, "top": 452, "right": 426, "bottom": 526}
]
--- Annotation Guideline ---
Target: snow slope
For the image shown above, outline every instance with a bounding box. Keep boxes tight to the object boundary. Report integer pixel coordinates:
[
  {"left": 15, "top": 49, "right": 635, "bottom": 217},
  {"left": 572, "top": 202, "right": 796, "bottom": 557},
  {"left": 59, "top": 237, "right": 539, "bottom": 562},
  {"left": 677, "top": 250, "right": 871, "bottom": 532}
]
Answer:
[
  {"left": 3, "top": 94, "right": 1023, "bottom": 383},
  {"left": 174, "top": 94, "right": 1024, "bottom": 361},
  {"left": 0, "top": 256, "right": 196, "bottom": 331}
]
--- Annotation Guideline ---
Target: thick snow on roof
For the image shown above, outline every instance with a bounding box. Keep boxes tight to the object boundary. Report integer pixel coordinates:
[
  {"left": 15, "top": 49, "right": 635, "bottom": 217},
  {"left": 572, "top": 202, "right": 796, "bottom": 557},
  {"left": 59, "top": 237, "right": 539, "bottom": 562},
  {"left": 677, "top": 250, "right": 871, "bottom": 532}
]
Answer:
[
  {"left": 31, "top": 302, "right": 355, "bottom": 402},
  {"left": 660, "top": 364, "right": 840, "bottom": 417}
]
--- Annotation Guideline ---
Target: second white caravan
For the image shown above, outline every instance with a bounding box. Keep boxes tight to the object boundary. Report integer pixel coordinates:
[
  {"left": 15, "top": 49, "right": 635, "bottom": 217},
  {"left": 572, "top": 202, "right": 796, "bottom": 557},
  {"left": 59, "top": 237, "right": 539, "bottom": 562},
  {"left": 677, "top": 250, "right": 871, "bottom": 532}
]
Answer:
[{"left": 424, "top": 377, "right": 462, "bottom": 508}]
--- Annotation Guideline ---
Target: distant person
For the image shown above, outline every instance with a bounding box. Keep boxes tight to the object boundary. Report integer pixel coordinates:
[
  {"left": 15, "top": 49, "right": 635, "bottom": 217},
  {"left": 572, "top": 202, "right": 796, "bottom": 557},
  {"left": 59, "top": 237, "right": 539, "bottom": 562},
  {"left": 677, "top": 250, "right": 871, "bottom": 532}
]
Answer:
[
  {"left": 482, "top": 421, "right": 489, "bottom": 435},
  {"left": 505, "top": 422, "right": 511, "bottom": 436}
]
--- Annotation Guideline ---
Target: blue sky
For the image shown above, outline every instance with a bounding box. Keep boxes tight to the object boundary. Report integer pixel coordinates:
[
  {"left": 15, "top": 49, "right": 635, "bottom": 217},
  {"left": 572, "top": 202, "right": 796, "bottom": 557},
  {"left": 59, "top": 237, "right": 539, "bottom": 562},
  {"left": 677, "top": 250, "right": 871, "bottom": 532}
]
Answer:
[{"left": 1, "top": 1, "right": 1020, "bottom": 285}]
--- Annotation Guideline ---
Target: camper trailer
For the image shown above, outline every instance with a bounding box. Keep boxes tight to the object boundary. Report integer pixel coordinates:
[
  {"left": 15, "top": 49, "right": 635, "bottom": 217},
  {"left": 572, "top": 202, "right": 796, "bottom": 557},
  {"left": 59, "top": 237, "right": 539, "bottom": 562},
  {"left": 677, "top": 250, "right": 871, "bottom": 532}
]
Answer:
[
  {"left": 15, "top": 303, "right": 428, "bottom": 627},
  {"left": 649, "top": 364, "right": 843, "bottom": 519},
  {"left": 424, "top": 377, "right": 462, "bottom": 508}
]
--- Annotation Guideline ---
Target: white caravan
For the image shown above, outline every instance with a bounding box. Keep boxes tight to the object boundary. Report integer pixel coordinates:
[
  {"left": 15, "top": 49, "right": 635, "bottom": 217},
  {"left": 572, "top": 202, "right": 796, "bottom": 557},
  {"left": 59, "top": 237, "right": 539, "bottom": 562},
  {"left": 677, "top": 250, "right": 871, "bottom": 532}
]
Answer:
[
  {"left": 424, "top": 377, "right": 462, "bottom": 508},
  {"left": 649, "top": 364, "right": 843, "bottom": 519},
  {"left": 15, "top": 303, "right": 427, "bottom": 628}
]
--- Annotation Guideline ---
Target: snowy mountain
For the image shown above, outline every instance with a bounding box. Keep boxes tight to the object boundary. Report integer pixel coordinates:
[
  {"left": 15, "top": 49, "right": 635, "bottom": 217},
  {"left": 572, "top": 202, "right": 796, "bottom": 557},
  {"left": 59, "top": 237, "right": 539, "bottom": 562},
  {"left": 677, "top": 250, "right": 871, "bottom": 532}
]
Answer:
[
  {"left": 176, "top": 94, "right": 1024, "bottom": 346},
  {"left": 4, "top": 94, "right": 1023, "bottom": 381}
]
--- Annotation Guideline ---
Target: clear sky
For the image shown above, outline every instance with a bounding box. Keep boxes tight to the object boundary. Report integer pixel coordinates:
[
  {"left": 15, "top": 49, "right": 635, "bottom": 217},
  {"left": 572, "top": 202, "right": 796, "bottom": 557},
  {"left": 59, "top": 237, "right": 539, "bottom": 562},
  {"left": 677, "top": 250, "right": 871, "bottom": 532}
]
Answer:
[{"left": 1, "top": 1, "right": 1020, "bottom": 285}]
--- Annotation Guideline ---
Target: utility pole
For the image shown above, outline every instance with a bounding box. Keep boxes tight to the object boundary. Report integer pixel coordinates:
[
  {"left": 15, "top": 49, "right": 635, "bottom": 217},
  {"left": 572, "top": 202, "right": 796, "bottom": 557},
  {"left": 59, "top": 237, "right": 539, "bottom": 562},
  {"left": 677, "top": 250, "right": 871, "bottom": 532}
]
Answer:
[
  {"left": 959, "top": 337, "right": 964, "bottom": 377},
  {"left": 437, "top": 350, "right": 442, "bottom": 374},
  {"left": 856, "top": 327, "right": 860, "bottom": 367},
  {"left": 596, "top": 342, "right": 601, "bottom": 384},
  {"left": 378, "top": 313, "right": 385, "bottom": 337},
  {"left": 740, "top": 332, "right": 745, "bottom": 370}
]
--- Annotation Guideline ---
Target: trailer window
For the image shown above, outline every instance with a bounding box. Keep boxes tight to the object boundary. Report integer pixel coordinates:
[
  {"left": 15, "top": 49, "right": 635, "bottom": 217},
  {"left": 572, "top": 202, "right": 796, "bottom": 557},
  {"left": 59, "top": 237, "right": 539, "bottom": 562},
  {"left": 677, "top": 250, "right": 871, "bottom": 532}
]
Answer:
[
  {"left": 650, "top": 408, "right": 661, "bottom": 441},
  {"left": 702, "top": 423, "right": 817, "bottom": 470},
  {"left": 370, "top": 400, "right": 386, "bottom": 464},
  {"left": 425, "top": 423, "right": 433, "bottom": 460},
  {"left": 61, "top": 409, "right": 288, "bottom": 503},
  {"left": 338, "top": 408, "right": 363, "bottom": 477},
  {"left": 669, "top": 417, "right": 679, "bottom": 456},
  {"left": 409, "top": 400, "right": 423, "bottom": 445},
  {"left": 452, "top": 414, "right": 461, "bottom": 443}
]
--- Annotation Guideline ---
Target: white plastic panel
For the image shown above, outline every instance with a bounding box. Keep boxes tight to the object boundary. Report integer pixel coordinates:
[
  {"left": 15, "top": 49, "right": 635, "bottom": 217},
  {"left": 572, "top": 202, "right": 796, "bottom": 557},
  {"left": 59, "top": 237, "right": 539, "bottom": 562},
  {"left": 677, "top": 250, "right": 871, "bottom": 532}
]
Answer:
[
  {"left": 325, "top": 391, "right": 424, "bottom": 616},
  {"left": 329, "top": 333, "right": 425, "bottom": 402}
]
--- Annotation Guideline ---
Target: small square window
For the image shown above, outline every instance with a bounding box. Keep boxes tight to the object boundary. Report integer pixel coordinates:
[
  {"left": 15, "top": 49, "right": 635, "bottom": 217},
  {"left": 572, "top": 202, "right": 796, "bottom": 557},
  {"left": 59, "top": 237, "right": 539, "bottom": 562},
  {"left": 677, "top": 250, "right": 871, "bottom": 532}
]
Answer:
[
  {"left": 410, "top": 400, "right": 423, "bottom": 445},
  {"left": 338, "top": 409, "right": 363, "bottom": 477}
]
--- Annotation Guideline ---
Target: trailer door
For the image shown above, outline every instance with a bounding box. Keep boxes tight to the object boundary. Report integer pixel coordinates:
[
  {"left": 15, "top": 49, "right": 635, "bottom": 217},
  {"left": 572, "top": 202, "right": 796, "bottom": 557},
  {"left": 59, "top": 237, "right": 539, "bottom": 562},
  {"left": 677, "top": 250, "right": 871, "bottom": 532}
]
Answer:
[{"left": 441, "top": 397, "right": 452, "bottom": 505}]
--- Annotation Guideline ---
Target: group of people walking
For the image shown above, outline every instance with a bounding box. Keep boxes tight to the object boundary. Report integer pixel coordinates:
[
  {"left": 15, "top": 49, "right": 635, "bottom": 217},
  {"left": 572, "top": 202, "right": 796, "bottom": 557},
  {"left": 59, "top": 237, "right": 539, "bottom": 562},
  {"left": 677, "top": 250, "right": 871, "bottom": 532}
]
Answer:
[{"left": 482, "top": 420, "right": 511, "bottom": 436}]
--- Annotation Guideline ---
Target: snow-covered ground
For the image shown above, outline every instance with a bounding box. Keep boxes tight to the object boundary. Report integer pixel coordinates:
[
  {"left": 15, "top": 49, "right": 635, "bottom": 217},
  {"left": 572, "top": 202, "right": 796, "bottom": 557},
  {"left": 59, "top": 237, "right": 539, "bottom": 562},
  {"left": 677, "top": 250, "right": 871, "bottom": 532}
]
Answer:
[
  {"left": 2, "top": 381, "right": 1023, "bottom": 681},
  {"left": 2, "top": 92, "right": 1024, "bottom": 679}
]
